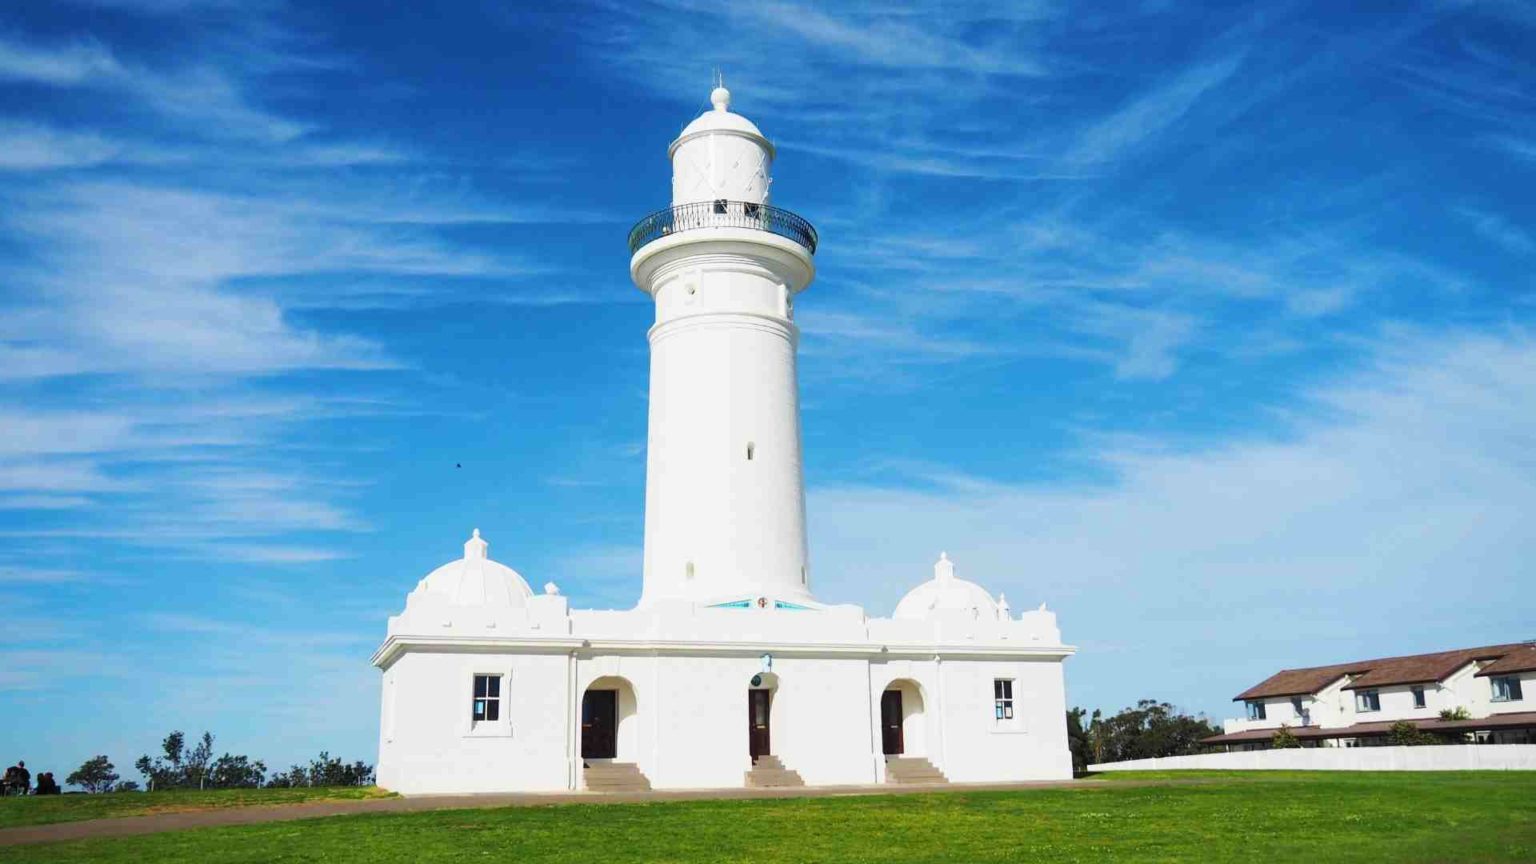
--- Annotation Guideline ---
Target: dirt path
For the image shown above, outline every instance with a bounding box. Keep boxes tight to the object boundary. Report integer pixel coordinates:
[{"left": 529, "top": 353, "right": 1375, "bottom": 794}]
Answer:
[{"left": 0, "top": 778, "right": 1182, "bottom": 846}]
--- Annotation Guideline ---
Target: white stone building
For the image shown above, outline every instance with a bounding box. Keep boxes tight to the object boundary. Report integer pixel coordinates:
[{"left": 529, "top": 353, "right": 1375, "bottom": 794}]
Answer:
[
  {"left": 1206, "top": 642, "right": 1536, "bottom": 750},
  {"left": 371, "top": 88, "right": 1075, "bottom": 795}
]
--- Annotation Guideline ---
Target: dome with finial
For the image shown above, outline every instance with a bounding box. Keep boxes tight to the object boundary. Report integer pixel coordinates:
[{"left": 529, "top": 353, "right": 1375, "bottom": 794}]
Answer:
[
  {"left": 671, "top": 83, "right": 773, "bottom": 158},
  {"left": 411, "top": 529, "right": 534, "bottom": 607},
  {"left": 892, "top": 552, "right": 1008, "bottom": 621}
]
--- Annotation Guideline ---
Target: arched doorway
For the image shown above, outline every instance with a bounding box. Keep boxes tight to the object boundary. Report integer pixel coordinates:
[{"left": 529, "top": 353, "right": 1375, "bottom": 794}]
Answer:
[
  {"left": 747, "top": 672, "right": 779, "bottom": 762},
  {"left": 880, "top": 679, "right": 927, "bottom": 757},
  {"left": 581, "top": 676, "right": 638, "bottom": 762}
]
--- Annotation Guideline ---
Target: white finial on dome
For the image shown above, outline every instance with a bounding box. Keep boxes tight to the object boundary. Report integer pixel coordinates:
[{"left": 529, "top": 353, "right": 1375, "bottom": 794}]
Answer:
[
  {"left": 464, "top": 528, "right": 488, "bottom": 560},
  {"left": 710, "top": 85, "right": 731, "bottom": 113},
  {"left": 935, "top": 552, "right": 955, "bottom": 582}
]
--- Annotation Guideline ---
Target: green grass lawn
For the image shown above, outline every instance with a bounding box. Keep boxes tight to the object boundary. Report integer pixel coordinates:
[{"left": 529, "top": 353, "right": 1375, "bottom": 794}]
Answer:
[
  {"left": 0, "top": 785, "right": 394, "bottom": 829},
  {"left": 2, "top": 772, "right": 1533, "bottom": 863}
]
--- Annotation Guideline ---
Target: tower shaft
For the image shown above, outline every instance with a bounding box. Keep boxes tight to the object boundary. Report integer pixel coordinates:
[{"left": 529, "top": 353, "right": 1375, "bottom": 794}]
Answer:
[{"left": 628, "top": 87, "right": 817, "bottom": 607}]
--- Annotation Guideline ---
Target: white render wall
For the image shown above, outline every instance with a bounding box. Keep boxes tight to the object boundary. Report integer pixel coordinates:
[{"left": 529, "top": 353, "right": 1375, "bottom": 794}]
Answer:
[
  {"left": 376, "top": 644, "right": 1073, "bottom": 795},
  {"left": 1091, "top": 745, "right": 1536, "bottom": 772}
]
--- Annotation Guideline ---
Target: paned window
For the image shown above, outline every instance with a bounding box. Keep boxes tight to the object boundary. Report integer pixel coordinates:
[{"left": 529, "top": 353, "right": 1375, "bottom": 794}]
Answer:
[
  {"left": 1246, "top": 700, "right": 1267, "bottom": 721},
  {"left": 1290, "top": 696, "right": 1304, "bottom": 716},
  {"left": 1491, "top": 675, "right": 1524, "bottom": 703},
  {"left": 1411, "top": 686, "right": 1427, "bottom": 709},
  {"left": 472, "top": 674, "right": 502, "bottom": 723},
  {"left": 993, "top": 679, "right": 1014, "bottom": 720},
  {"left": 1355, "top": 689, "right": 1381, "bottom": 712}
]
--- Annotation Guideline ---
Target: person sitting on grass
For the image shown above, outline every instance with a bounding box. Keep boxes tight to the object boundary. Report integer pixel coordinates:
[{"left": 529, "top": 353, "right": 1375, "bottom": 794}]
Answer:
[
  {"left": 14, "top": 761, "right": 29, "bottom": 795},
  {"left": 1, "top": 764, "right": 18, "bottom": 797},
  {"left": 35, "top": 772, "right": 60, "bottom": 795}
]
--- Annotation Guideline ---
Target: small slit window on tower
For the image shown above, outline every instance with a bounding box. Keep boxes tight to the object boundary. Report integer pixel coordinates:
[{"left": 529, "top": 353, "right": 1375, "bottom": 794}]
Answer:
[
  {"left": 685, "top": 561, "right": 695, "bottom": 580},
  {"left": 746, "top": 442, "right": 755, "bottom": 461},
  {"left": 713, "top": 198, "right": 728, "bottom": 214}
]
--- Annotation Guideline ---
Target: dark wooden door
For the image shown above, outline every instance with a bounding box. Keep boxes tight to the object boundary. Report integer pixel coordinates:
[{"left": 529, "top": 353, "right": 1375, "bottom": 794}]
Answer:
[
  {"left": 748, "top": 689, "right": 772, "bottom": 760},
  {"left": 581, "top": 689, "right": 617, "bottom": 760},
  {"left": 881, "top": 690, "right": 904, "bottom": 755}
]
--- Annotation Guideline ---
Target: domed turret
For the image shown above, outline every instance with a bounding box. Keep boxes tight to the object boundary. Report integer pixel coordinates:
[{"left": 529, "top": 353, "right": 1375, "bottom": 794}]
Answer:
[
  {"left": 410, "top": 529, "right": 534, "bottom": 608},
  {"left": 893, "top": 553, "right": 1009, "bottom": 621}
]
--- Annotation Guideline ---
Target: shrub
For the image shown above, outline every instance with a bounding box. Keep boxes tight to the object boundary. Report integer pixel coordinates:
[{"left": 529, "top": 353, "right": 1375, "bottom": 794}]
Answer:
[
  {"left": 1271, "top": 725, "right": 1302, "bottom": 749},
  {"left": 1439, "top": 706, "right": 1471, "bottom": 721},
  {"left": 1388, "top": 720, "right": 1436, "bottom": 746}
]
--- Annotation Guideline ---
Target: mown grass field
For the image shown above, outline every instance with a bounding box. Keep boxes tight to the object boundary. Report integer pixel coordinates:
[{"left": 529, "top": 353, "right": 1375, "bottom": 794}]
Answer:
[
  {"left": 0, "top": 785, "right": 393, "bottom": 829},
  {"left": 2, "top": 771, "right": 1532, "bottom": 863}
]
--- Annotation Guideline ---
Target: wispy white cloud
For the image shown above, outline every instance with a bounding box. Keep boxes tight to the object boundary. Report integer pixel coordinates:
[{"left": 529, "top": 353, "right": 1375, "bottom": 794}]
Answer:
[
  {"left": 1067, "top": 53, "right": 1245, "bottom": 164},
  {"left": 0, "top": 37, "right": 121, "bottom": 85},
  {"left": 0, "top": 122, "right": 125, "bottom": 170},
  {"left": 809, "top": 327, "right": 1536, "bottom": 713},
  {"left": 1457, "top": 206, "right": 1534, "bottom": 255}
]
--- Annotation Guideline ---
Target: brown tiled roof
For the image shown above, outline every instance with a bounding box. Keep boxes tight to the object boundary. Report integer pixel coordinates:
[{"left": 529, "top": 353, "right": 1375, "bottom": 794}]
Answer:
[
  {"left": 1235, "top": 663, "right": 1365, "bottom": 701},
  {"left": 1234, "top": 642, "right": 1534, "bottom": 700},
  {"left": 1475, "top": 645, "right": 1536, "bottom": 677},
  {"left": 1199, "top": 711, "right": 1536, "bottom": 745}
]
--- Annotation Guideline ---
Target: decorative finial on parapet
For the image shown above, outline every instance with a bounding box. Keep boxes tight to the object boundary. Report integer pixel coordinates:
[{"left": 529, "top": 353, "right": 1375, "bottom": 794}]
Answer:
[
  {"left": 464, "top": 528, "right": 488, "bottom": 560},
  {"left": 998, "top": 592, "right": 1011, "bottom": 619},
  {"left": 935, "top": 551, "right": 954, "bottom": 582},
  {"left": 543, "top": 581, "right": 560, "bottom": 596}
]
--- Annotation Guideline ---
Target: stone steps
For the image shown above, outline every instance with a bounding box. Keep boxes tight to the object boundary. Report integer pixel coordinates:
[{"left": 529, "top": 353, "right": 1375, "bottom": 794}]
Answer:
[
  {"left": 582, "top": 761, "right": 652, "bottom": 792},
  {"left": 885, "top": 756, "right": 948, "bottom": 784},
  {"left": 745, "top": 755, "right": 805, "bottom": 788}
]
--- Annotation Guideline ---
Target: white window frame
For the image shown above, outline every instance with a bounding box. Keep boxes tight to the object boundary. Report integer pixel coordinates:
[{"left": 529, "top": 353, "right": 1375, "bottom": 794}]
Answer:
[
  {"left": 1246, "top": 700, "right": 1266, "bottom": 721},
  {"left": 1411, "top": 686, "right": 1426, "bottom": 709},
  {"left": 987, "top": 677, "right": 1028, "bottom": 734},
  {"left": 1355, "top": 689, "right": 1380, "bottom": 713},
  {"left": 993, "top": 679, "right": 1014, "bottom": 721},
  {"left": 465, "top": 670, "right": 513, "bottom": 738}
]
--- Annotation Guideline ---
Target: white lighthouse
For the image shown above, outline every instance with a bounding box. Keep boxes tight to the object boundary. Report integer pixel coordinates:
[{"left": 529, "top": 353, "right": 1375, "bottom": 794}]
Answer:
[
  {"left": 630, "top": 85, "right": 817, "bottom": 608},
  {"left": 374, "top": 86, "right": 1074, "bottom": 796}
]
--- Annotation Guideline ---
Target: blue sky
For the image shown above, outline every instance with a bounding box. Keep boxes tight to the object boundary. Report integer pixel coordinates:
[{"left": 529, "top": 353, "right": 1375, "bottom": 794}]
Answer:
[{"left": 2, "top": 0, "right": 1533, "bottom": 779}]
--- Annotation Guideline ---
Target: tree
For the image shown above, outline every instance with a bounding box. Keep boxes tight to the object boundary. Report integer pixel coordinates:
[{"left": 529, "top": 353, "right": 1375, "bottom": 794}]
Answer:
[
  {"left": 1271, "top": 725, "right": 1302, "bottom": 749},
  {"left": 1388, "top": 720, "right": 1436, "bottom": 746},
  {"left": 264, "top": 753, "right": 374, "bottom": 788},
  {"left": 1066, "top": 700, "right": 1220, "bottom": 768},
  {"left": 185, "top": 732, "right": 215, "bottom": 789},
  {"left": 1066, "top": 707, "right": 1099, "bottom": 773},
  {"left": 209, "top": 754, "right": 267, "bottom": 789},
  {"left": 66, "top": 755, "right": 120, "bottom": 793},
  {"left": 136, "top": 729, "right": 219, "bottom": 789}
]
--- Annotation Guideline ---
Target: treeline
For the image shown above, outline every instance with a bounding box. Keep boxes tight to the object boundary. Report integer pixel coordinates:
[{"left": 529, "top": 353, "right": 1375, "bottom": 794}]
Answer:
[
  {"left": 1066, "top": 699, "right": 1221, "bottom": 773},
  {"left": 64, "top": 730, "right": 374, "bottom": 793}
]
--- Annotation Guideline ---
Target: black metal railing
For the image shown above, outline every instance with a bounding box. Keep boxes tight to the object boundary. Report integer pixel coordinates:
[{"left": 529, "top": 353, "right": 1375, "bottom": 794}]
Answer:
[{"left": 627, "top": 200, "right": 818, "bottom": 255}]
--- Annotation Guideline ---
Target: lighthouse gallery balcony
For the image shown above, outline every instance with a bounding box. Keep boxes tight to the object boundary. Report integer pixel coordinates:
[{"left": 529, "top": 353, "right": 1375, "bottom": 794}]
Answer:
[{"left": 627, "top": 199, "right": 818, "bottom": 255}]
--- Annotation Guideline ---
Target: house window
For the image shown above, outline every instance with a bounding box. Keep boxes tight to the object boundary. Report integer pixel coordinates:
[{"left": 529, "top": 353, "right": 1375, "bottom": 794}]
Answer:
[
  {"left": 1411, "top": 686, "right": 1427, "bottom": 709},
  {"left": 1290, "top": 696, "right": 1304, "bottom": 716},
  {"left": 713, "top": 198, "right": 728, "bottom": 214},
  {"left": 1246, "top": 701, "right": 1266, "bottom": 721},
  {"left": 1355, "top": 690, "right": 1381, "bottom": 712},
  {"left": 472, "top": 674, "right": 501, "bottom": 723},
  {"left": 993, "top": 679, "right": 1014, "bottom": 720},
  {"left": 1491, "top": 675, "right": 1524, "bottom": 703}
]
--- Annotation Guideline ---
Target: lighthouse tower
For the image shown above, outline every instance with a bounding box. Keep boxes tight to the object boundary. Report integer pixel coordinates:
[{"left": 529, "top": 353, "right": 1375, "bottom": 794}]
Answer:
[{"left": 628, "top": 86, "right": 819, "bottom": 608}]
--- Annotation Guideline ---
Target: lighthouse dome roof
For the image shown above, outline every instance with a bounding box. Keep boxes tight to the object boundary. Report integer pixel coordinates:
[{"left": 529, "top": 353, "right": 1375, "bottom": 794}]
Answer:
[
  {"left": 670, "top": 86, "right": 774, "bottom": 157},
  {"left": 893, "top": 553, "right": 1005, "bottom": 621},
  {"left": 411, "top": 529, "right": 533, "bottom": 608}
]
